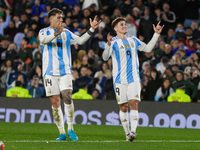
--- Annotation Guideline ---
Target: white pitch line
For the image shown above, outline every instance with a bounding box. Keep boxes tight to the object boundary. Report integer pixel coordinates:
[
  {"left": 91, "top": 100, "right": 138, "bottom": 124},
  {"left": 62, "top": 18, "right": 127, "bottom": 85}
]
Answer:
[{"left": 3, "top": 140, "right": 200, "bottom": 143}]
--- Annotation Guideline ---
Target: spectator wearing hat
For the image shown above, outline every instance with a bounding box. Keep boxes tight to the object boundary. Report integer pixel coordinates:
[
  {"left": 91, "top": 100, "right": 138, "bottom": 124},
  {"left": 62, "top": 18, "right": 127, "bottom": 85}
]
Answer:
[
  {"left": 167, "top": 84, "right": 191, "bottom": 102},
  {"left": 172, "top": 71, "right": 197, "bottom": 101}
]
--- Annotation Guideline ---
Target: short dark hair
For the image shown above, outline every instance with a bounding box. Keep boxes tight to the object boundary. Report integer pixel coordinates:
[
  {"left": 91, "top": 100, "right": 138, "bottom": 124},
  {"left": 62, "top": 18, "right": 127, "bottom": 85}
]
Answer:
[
  {"left": 23, "top": 37, "right": 30, "bottom": 43},
  {"left": 48, "top": 8, "right": 63, "bottom": 18},
  {"left": 111, "top": 17, "right": 126, "bottom": 29}
]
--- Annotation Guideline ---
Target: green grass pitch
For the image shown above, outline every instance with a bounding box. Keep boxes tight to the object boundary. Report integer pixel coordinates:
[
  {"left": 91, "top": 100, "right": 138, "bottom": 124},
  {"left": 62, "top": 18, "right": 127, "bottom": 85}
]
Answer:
[{"left": 0, "top": 122, "right": 200, "bottom": 150}]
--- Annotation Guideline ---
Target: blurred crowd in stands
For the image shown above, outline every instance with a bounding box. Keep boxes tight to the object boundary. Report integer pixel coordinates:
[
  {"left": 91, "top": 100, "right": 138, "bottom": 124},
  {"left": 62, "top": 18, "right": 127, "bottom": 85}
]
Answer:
[{"left": 0, "top": 0, "right": 200, "bottom": 102}]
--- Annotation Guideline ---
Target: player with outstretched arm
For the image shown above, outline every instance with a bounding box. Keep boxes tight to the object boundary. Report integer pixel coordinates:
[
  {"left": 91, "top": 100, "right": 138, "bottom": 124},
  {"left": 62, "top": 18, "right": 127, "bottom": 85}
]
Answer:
[
  {"left": 102, "top": 17, "right": 164, "bottom": 141},
  {"left": 39, "top": 8, "right": 100, "bottom": 141}
]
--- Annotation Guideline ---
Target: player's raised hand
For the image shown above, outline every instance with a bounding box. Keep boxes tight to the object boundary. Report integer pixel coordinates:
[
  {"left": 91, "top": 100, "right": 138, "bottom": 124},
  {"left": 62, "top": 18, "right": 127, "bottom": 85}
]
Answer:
[
  {"left": 89, "top": 15, "right": 101, "bottom": 30},
  {"left": 107, "top": 33, "right": 113, "bottom": 46},
  {"left": 54, "top": 23, "right": 65, "bottom": 36},
  {"left": 153, "top": 21, "right": 164, "bottom": 34}
]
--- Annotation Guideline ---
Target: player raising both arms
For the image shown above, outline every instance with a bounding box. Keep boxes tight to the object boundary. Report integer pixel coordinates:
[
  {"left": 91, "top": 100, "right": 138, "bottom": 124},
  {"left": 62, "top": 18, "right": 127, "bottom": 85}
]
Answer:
[
  {"left": 102, "top": 17, "right": 164, "bottom": 141},
  {"left": 39, "top": 8, "right": 100, "bottom": 141}
]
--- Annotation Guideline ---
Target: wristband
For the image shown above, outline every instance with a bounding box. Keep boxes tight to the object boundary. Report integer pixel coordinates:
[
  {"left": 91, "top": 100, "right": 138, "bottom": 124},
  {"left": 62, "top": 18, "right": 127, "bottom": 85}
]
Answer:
[{"left": 87, "top": 27, "right": 94, "bottom": 35}]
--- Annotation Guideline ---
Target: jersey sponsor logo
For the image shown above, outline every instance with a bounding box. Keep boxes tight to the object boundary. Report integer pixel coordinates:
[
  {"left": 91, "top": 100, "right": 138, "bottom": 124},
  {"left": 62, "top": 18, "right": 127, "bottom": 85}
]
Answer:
[{"left": 125, "top": 44, "right": 129, "bottom": 49}]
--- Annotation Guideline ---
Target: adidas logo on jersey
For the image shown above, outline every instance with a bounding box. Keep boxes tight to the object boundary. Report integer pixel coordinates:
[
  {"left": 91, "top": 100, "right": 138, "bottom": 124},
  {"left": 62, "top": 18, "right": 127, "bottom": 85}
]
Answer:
[
  {"left": 120, "top": 45, "right": 124, "bottom": 49},
  {"left": 135, "top": 94, "right": 139, "bottom": 98},
  {"left": 121, "top": 119, "right": 127, "bottom": 122}
]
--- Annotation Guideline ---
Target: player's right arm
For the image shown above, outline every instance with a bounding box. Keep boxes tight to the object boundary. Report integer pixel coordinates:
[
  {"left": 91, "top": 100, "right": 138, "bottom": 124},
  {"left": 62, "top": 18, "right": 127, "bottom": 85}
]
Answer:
[
  {"left": 39, "top": 28, "right": 56, "bottom": 45},
  {"left": 102, "top": 33, "right": 113, "bottom": 61},
  {"left": 39, "top": 24, "right": 64, "bottom": 45}
]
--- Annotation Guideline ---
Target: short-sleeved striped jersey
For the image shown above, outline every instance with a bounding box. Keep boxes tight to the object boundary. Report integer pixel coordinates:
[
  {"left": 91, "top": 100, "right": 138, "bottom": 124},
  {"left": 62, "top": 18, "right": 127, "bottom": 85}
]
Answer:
[
  {"left": 110, "top": 36, "right": 142, "bottom": 84},
  {"left": 39, "top": 27, "right": 75, "bottom": 76}
]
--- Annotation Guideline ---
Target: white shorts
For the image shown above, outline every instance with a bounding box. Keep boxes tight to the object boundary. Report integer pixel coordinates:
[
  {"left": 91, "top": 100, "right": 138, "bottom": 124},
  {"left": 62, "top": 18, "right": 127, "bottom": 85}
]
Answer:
[
  {"left": 44, "top": 74, "right": 73, "bottom": 97},
  {"left": 114, "top": 82, "right": 141, "bottom": 104}
]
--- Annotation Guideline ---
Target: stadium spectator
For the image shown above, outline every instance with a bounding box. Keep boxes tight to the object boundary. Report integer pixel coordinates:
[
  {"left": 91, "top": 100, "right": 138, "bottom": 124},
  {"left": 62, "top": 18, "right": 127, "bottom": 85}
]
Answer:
[
  {"left": 0, "top": 58, "right": 13, "bottom": 96},
  {"left": 92, "top": 88, "right": 100, "bottom": 99},
  {"left": 0, "top": 9, "right": 11, "bottom": 36},
  {"left": 13, "top": 15, "right": 22, "bottom": 28},
  {"left": 4, "top": 20, "right": 18, "bottom": 41},
  {"left": 171, "top": 71, "right": 197, "bottom": 102},
  {"left": 72, "top": 84, "right": 93, "bottom": 100},
  {"left": 6, "top": 81, "right": 32, "bottom": 98},
  {"left": 190, "top": 22, "right": 200, "bottom": 39},
  {"left": 164, "top": 28, "right": 175, "bottom": 44},
  {"left": 103, "top": 71, "right": 115, "bottom": 100},
  {"left": 138, "top": 7, "right": 155, "bottom": 43},
  {"left": 90, "top": 22, "right": 107, "bottom": 50},
  {"left": 119, "top": 0, "right": 132, "bottom": 16},
  {"left": 156, "top": 56, "right": 169, "bottom": 75},
  {"left": 167, "top": 84, "right": 191, "bottom": 102},
  {"left": 72, "top": 50, "right": 86, "bottom": 71},
  {"left": 143, "top": 68, "right": 162, "bottom": 101},
  {"left": 154, "top": 78, "right": 174, "bottom": 102},
  {"left": 183, "top": 0, "right": 199, "bottom": 27},
  {"left": 2, "top": 42, "right": 17, "bottom": 63},
  {"left": 157, "top": 2, "right": 176, "bottom": 35},
  {"left": 27, "top": 75, "right": 45, "bottom": 98},
  {"left": 6, "top": 62, "right": 28, "bottom": 88},
  {"left": 18, "top": 37, "right": 33, "bottom": 70},
  {"left": 0, "top": 38, "right": 10, "bottom": 64},
  {"left": 175, "top": 23, "right": 185, "bottom": 39},
  {"left": 73, "top": 66, "right": 93, "bottom": 94}
]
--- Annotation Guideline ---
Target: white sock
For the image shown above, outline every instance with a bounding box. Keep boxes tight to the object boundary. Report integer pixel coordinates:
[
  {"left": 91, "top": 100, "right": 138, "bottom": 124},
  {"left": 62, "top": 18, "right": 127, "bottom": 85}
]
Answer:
[
  {"left": 52, "top": 106, "right": 65, "bottom": 134},
  {"left": 130, "top": 110, "right": 138, "bottom": 133},
  {"left": 119, "top": 111, "right": 130, "bottom": 135},
  {"left": 64, "top": 101, "right": 74, "bottom": 130}
]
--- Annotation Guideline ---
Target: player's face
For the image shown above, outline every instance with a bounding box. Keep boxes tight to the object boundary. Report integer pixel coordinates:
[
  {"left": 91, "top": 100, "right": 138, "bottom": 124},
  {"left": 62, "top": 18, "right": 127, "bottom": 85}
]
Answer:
[
  {"left": 114, "top": 21, "right": 127, "bottom": 35},
  {"left": 50, "top": 13, "right": 63, "bottom": 29}
]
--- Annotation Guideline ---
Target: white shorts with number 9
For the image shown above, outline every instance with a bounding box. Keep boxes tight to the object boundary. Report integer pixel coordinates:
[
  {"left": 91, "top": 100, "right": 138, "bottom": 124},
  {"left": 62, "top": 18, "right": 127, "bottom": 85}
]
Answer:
[
  {"left": 114, "top": 82, "right": 141, "bottom": 104},
  {"left": 44, "top": 74, "right": 73, "bottom": 97}
]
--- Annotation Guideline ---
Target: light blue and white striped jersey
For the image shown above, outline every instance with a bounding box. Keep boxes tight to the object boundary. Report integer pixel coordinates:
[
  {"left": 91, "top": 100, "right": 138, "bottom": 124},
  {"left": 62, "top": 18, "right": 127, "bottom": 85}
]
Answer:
[
  {"left": 39, "top": 27, "right": 76, "bottom": 76},
  {"left": 103, "top": 33, "right": 159, "bottom": 84},
  {"left": 111, "top": 36, "right": 141, "bottom": 84}
]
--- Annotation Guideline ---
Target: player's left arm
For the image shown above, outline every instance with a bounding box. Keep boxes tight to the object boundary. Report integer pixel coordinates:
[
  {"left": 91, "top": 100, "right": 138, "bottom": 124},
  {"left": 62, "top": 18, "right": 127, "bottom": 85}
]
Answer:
[
  {"left": 138, "top": 21, "right": 164, "bottom": 52},
  {"left": 70, "top": 15, "right": 101, "bottom": 45}
]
